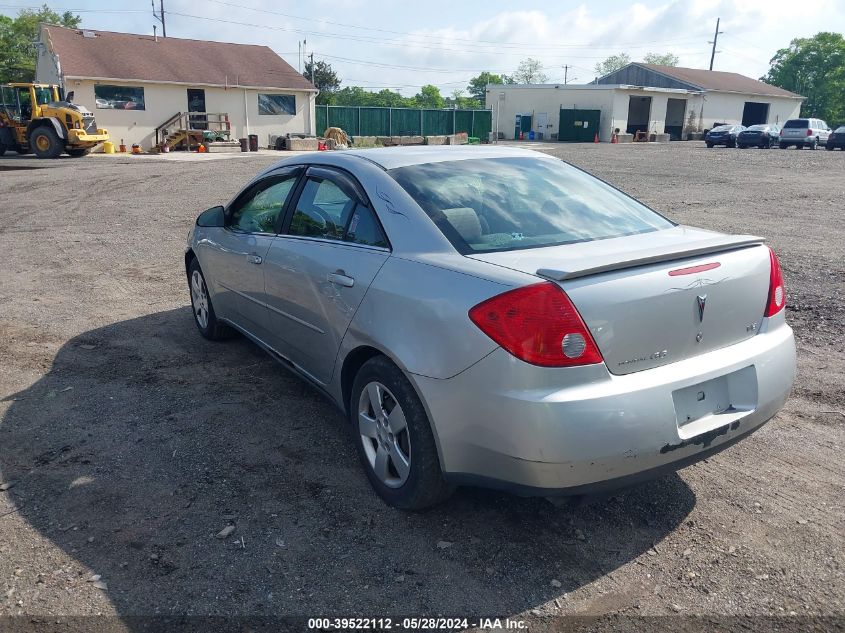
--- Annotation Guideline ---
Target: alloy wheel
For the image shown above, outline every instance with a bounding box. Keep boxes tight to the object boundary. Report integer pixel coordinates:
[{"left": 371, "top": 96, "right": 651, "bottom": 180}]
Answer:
[
  {"left": 358, "top": 381, "right": 411, "bottom": 488},
  {"left": 190, "top": 270, "right": 209, "bottom": 329}
]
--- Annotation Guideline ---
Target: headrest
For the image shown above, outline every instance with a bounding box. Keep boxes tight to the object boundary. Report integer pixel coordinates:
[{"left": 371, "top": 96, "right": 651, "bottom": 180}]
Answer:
[{"left": 442, "top": 207, "right": 482, "bottom": 242}]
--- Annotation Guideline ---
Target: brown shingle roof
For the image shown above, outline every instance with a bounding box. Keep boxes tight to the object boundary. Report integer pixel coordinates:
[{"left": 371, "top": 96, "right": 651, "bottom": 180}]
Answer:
[
  {"left": 637, "top": 63, "right": 802, "bottom": 98},
  {"left": 43, "top": 24, "right": 315, "bottom": 91}
]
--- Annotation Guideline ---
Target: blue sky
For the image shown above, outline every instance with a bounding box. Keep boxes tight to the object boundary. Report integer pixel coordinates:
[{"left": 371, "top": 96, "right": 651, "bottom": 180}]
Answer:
[{"left": 3, "top": 0, "right": 844, "bottom": 95}]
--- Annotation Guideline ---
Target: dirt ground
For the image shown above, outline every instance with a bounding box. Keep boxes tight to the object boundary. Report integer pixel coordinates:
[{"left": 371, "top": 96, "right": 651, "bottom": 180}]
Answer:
[{"left": 0, "top": 143, "right": 842, "bottom": 631}]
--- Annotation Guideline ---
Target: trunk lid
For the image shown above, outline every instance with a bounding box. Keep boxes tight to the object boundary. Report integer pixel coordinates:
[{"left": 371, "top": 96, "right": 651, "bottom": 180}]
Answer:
[{"left": 469, "top": 226, "right": 771, "bottom": 375}]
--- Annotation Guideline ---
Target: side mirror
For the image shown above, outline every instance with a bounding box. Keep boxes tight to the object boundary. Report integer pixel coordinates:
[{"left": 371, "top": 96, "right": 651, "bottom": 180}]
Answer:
[
  {"left": 196, "top": 205, "right": 225, "bottom": 227},
  {"left": 66, "top": 91, "right": 74, "bottom": 103}
]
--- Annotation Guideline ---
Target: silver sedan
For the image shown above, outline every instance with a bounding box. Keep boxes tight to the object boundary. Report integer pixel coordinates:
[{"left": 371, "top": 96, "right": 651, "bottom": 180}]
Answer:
[{"left": 185, "top": 146, "right": 796, "bottom": 510}]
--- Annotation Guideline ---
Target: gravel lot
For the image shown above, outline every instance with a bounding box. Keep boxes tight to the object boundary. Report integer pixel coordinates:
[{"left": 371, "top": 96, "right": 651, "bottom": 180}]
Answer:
[{"left": 0, "top": 143, "right": 843, "bottom": 630}]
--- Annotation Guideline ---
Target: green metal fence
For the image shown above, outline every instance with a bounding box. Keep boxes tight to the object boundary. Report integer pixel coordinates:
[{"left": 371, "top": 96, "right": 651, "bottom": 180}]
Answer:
[{"left": 316, "top": 105, "right": 492, "bottom": 139}]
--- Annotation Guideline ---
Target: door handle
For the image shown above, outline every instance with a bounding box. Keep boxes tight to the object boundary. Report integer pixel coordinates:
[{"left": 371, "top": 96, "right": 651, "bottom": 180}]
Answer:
[
  {"left": 247, "top": 254, "right": 263, "bottom": 265},
  {"left": 328, "top": 271, "right": 355, "bottom": 288}
]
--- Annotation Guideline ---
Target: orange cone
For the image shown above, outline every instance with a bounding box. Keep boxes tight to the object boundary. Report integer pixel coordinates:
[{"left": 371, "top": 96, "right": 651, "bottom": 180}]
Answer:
[
  {"left": 594, "top": 132, "right": 600, "bottom": 143},
  {"left": 611, "top": 132, "right": 618, "bottom": 144}
]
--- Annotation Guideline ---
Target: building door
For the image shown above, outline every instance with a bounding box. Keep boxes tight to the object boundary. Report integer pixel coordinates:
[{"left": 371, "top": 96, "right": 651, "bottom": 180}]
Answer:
[
  {"left": 626, "top": 96, "right": 652, "bottom": 135},
  {"left": 742, "top": 102, "right": 769, "bottom": 126},
  {"left": 664, "top": 98, "right": 686, "bottom": 140},
  {"left": 187, "top": 88, "right": 207, "bottom": 130},
  {"left": 536, "top": 112, "right": 548, "bottom": 139}
]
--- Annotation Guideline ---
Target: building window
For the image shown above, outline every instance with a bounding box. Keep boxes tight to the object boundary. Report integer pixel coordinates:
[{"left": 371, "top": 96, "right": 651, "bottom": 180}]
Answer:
[
  {"left": 258, "top": 93, "right": 295, "bottom": 116},
  {"left": 94, "top": 85, "right": 146, "bottom": 110}
]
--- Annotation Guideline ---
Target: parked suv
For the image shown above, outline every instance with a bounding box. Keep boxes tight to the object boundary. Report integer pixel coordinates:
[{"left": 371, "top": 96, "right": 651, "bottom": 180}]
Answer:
[{"left": 779, "top": 118, "right": 831, "bottom": 149}]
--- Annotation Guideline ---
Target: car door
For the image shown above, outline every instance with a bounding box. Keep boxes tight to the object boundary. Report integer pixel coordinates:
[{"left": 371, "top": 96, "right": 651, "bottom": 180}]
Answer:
[
  {"left": 262, "top": 166, "right": 390, "bottom": 385},
  {"left": 199, "top": 168, "right": 301, "bottom": 339}
]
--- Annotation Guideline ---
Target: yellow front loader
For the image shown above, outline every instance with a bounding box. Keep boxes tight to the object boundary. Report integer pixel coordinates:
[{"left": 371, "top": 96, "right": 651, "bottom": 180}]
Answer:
[{"left": 0, "top": 83, "right": 109, "bottom": 158}]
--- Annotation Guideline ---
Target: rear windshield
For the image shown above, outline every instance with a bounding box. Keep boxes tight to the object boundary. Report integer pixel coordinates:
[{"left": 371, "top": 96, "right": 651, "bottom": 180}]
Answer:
[
  {"left": 710, "top": 125, "right": 732, "bottom": 132},
  {"left": 836, "top": 127, "right": 845, "bottom": 133},
  {"left": 389, "top": 157, "right": 674, "bottom": 254},
  {"left": 747, "top": 125, "right": 768, "bottom": 131},
  {"left": 784, "top": 119, "right": 809, "bottom": 128}
]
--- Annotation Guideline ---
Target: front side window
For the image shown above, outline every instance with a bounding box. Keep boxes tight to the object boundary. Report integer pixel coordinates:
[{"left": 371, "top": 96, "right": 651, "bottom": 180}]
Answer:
[
  {"left": 389, "top": 157, "right": 673, "bottom": 254},
  {"left": 258, "top": 93, "right": 296, "bottom": 115},
  {"left": 94, "top": 84, "right": 146, "bottom": 110},
  {"left": 227, "top": 176, "right": 297, "bottom": 233}
]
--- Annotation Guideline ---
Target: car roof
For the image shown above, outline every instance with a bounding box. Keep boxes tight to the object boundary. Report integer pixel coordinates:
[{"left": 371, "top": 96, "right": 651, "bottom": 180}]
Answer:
[{"left": 340, "top": 145, "right": 551, "bottom": 170}]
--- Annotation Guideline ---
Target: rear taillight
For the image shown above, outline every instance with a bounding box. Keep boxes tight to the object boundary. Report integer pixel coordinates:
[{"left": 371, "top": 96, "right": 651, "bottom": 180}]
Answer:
[
  {"left": 764, "top": 247, "right": 786, "bottom": 317},
  {"left": 468, "top": 282, "right": 603, "bottom": 367},
  {"left": 807, "top": 129, "right": 813, "bottom": 136}
]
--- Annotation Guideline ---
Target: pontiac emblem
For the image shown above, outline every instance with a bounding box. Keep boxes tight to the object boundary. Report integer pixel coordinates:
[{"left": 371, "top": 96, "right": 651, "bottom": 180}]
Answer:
[{"left": 697, "top": 294, "right": 707, "bottom": 322}]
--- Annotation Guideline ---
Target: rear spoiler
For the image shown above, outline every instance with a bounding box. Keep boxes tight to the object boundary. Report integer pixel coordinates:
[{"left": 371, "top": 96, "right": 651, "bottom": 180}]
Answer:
[{"left": 537, "top": 235, "right": 765, "bottom": 281}]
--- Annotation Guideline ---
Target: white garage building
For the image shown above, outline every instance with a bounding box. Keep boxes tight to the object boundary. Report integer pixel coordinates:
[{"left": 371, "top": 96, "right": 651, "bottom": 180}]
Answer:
[
  {"left": 486, "top": 63, "right": 804, "bottom": 143},
  {"left": 35, "top": 24, "right": 317, "bottom": 151}
]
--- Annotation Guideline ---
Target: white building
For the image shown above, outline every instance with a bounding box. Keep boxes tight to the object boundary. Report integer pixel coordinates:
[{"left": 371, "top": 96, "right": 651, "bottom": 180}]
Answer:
[
  {"left": 36, "top": 24, "right": 317, "bottom": 150},
  {"left": 486, "top": 63, "right": 804, "bottom": 142}
]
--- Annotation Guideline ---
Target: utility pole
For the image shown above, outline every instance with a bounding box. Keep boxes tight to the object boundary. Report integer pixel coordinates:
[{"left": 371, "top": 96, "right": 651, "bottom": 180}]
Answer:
[
  {"left": 153, "top": 0, "right": 166, "bottom": 37},
  {"left": 708, "top": 17, "right": 722, "bottom": 70},
  {"left": 563, "top": 65, "right": 570, "bottom": 84},
  {"left": 310, "top": 52, "right": 315, "bottom": 87}
]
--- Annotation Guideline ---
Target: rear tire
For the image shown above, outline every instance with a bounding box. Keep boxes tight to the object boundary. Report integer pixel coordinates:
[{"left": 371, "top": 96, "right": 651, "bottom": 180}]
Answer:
[
  {"left": 350, "top": 356, "right": 454, "bottom": 511},
  {"left": 0, "top": 142, "right": 6, "bottom": 156},
  {"left": 29, "top": 126, "right": 63, "bottom": 159},
  {"left": 807, "top": 138, "right": 818, "bottom": 150},
  {"left": 67, "top": 147, "right": 91, "bottom": 157},
  {"left": 187, "top": 258, "right": 230, "bottom": 340},
  {"left": 706, "top": 142, "right": 713, "bottom": 148}
]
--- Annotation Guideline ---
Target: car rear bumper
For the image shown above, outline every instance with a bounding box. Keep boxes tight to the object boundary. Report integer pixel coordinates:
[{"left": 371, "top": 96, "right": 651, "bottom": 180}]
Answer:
[{"left": 412, "top": 315, "right": 795, "bottom": 495}]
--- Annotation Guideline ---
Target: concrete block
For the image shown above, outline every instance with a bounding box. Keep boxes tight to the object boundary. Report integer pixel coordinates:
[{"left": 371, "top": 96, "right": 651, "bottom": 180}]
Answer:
[
  {"left": 376, "top": 136, "right": 393, "bottom": 146},
  {"left": 616, "top": 133, "right": 634, "bottom": 143},
  {"left": 654, "top": 133, "right": 671, "bottom": 143},
  {"left": 425, "top": 135, "right": 447, "bottom": 145},
  {"left": 285, "top": 137, "right": 319, "bottom": 151},
  {"left": 206, "top": 141, "right": 242, "bottom": 153},
  {"left": 391, "top": 136, "right": 403, "bottom": 146},
  {"left": 409, "top": 136, "right": 425, "bottom": 145}
]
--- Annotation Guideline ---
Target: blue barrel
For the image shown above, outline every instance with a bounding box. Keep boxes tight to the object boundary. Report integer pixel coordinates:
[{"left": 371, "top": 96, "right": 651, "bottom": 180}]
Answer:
[{"left": 528, "top": 130, "right": 535, "bottom": 141}]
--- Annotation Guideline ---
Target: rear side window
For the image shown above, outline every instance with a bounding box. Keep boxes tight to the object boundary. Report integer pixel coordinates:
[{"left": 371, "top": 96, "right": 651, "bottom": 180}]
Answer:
[
  {"left": 345, "top": 206, "right": 388, "bottom": 248},
  {"left": 288, "top": 176, "right": 388, "bottom": 248},
  {"left": 784, "top": 119, "right": 809, "bottom": 128},
  {"left": 289, "top": 177, "right": 356, "bottom": 240},
  {"left": 390, "top": 157, "right": 673, "bottom": 254}
]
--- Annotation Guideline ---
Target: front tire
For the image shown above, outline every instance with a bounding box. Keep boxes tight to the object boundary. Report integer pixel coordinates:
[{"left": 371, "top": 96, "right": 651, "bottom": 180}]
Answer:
[
  {"left": 187, "top": 259, "right": 230, "bottom": 340},
  {"left": 0, "top": 142, "right": 6, "bottom": 156},
  {"left": 351, "top": 356, "right": 454, "bottom": 510},
  {"left": 29, "top": 126, "right": 63, "bottom": 159},
  {"left": 779, "top": 142, "right": 787, "bottom": 149},
  {"left": 706, "top": 142, "right": 713, "bottom": 148}
]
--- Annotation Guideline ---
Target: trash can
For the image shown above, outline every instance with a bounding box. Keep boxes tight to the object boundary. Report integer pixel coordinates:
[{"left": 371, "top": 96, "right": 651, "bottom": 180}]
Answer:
[
  {"left": 248, "top": 134, "right": 259, "bottom": 152},
  {"left": 528, "top": 130, "right": 535, "bottom": 141},
  {"left": 239, "top": 138, "right": 248, "bottom": 152}
]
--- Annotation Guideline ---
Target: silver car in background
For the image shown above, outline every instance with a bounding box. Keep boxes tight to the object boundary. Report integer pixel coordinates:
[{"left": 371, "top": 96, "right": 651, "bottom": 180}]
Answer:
[
  {"left": 185, "top": 146, "right": 796, "bottom": 510},
  {"left": 779, "top": 118, "right": 832, "bottom": 149}
]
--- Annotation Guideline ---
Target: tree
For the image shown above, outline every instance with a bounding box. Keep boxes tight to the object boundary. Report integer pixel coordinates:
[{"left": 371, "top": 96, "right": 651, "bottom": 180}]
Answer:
[
  {"left": 446, "top": 89, "right": 482, "bottom": 110},
  {"left": 302, "top": 59, "right": 340, "bottom": 105},
  {"left": 413, "top": 84, "right": 444, "bottom": 109},
  {"left": 0, "top": 5, "right": 80, "bottom": 83},
  {"left": 594, "top": 53, "right": 631, "bottom": 77},
  {"left": 763, "top": 32, "right": 845, "bottom": 124},
  {"left": 466, "top": 71, "right": 505, "bottom": 101},
  {"left": 511, "top": 58, "right": 547, "bottom": 84},
  {"left": 642, "top": 52, "right": 679, "bottom": 66}
]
